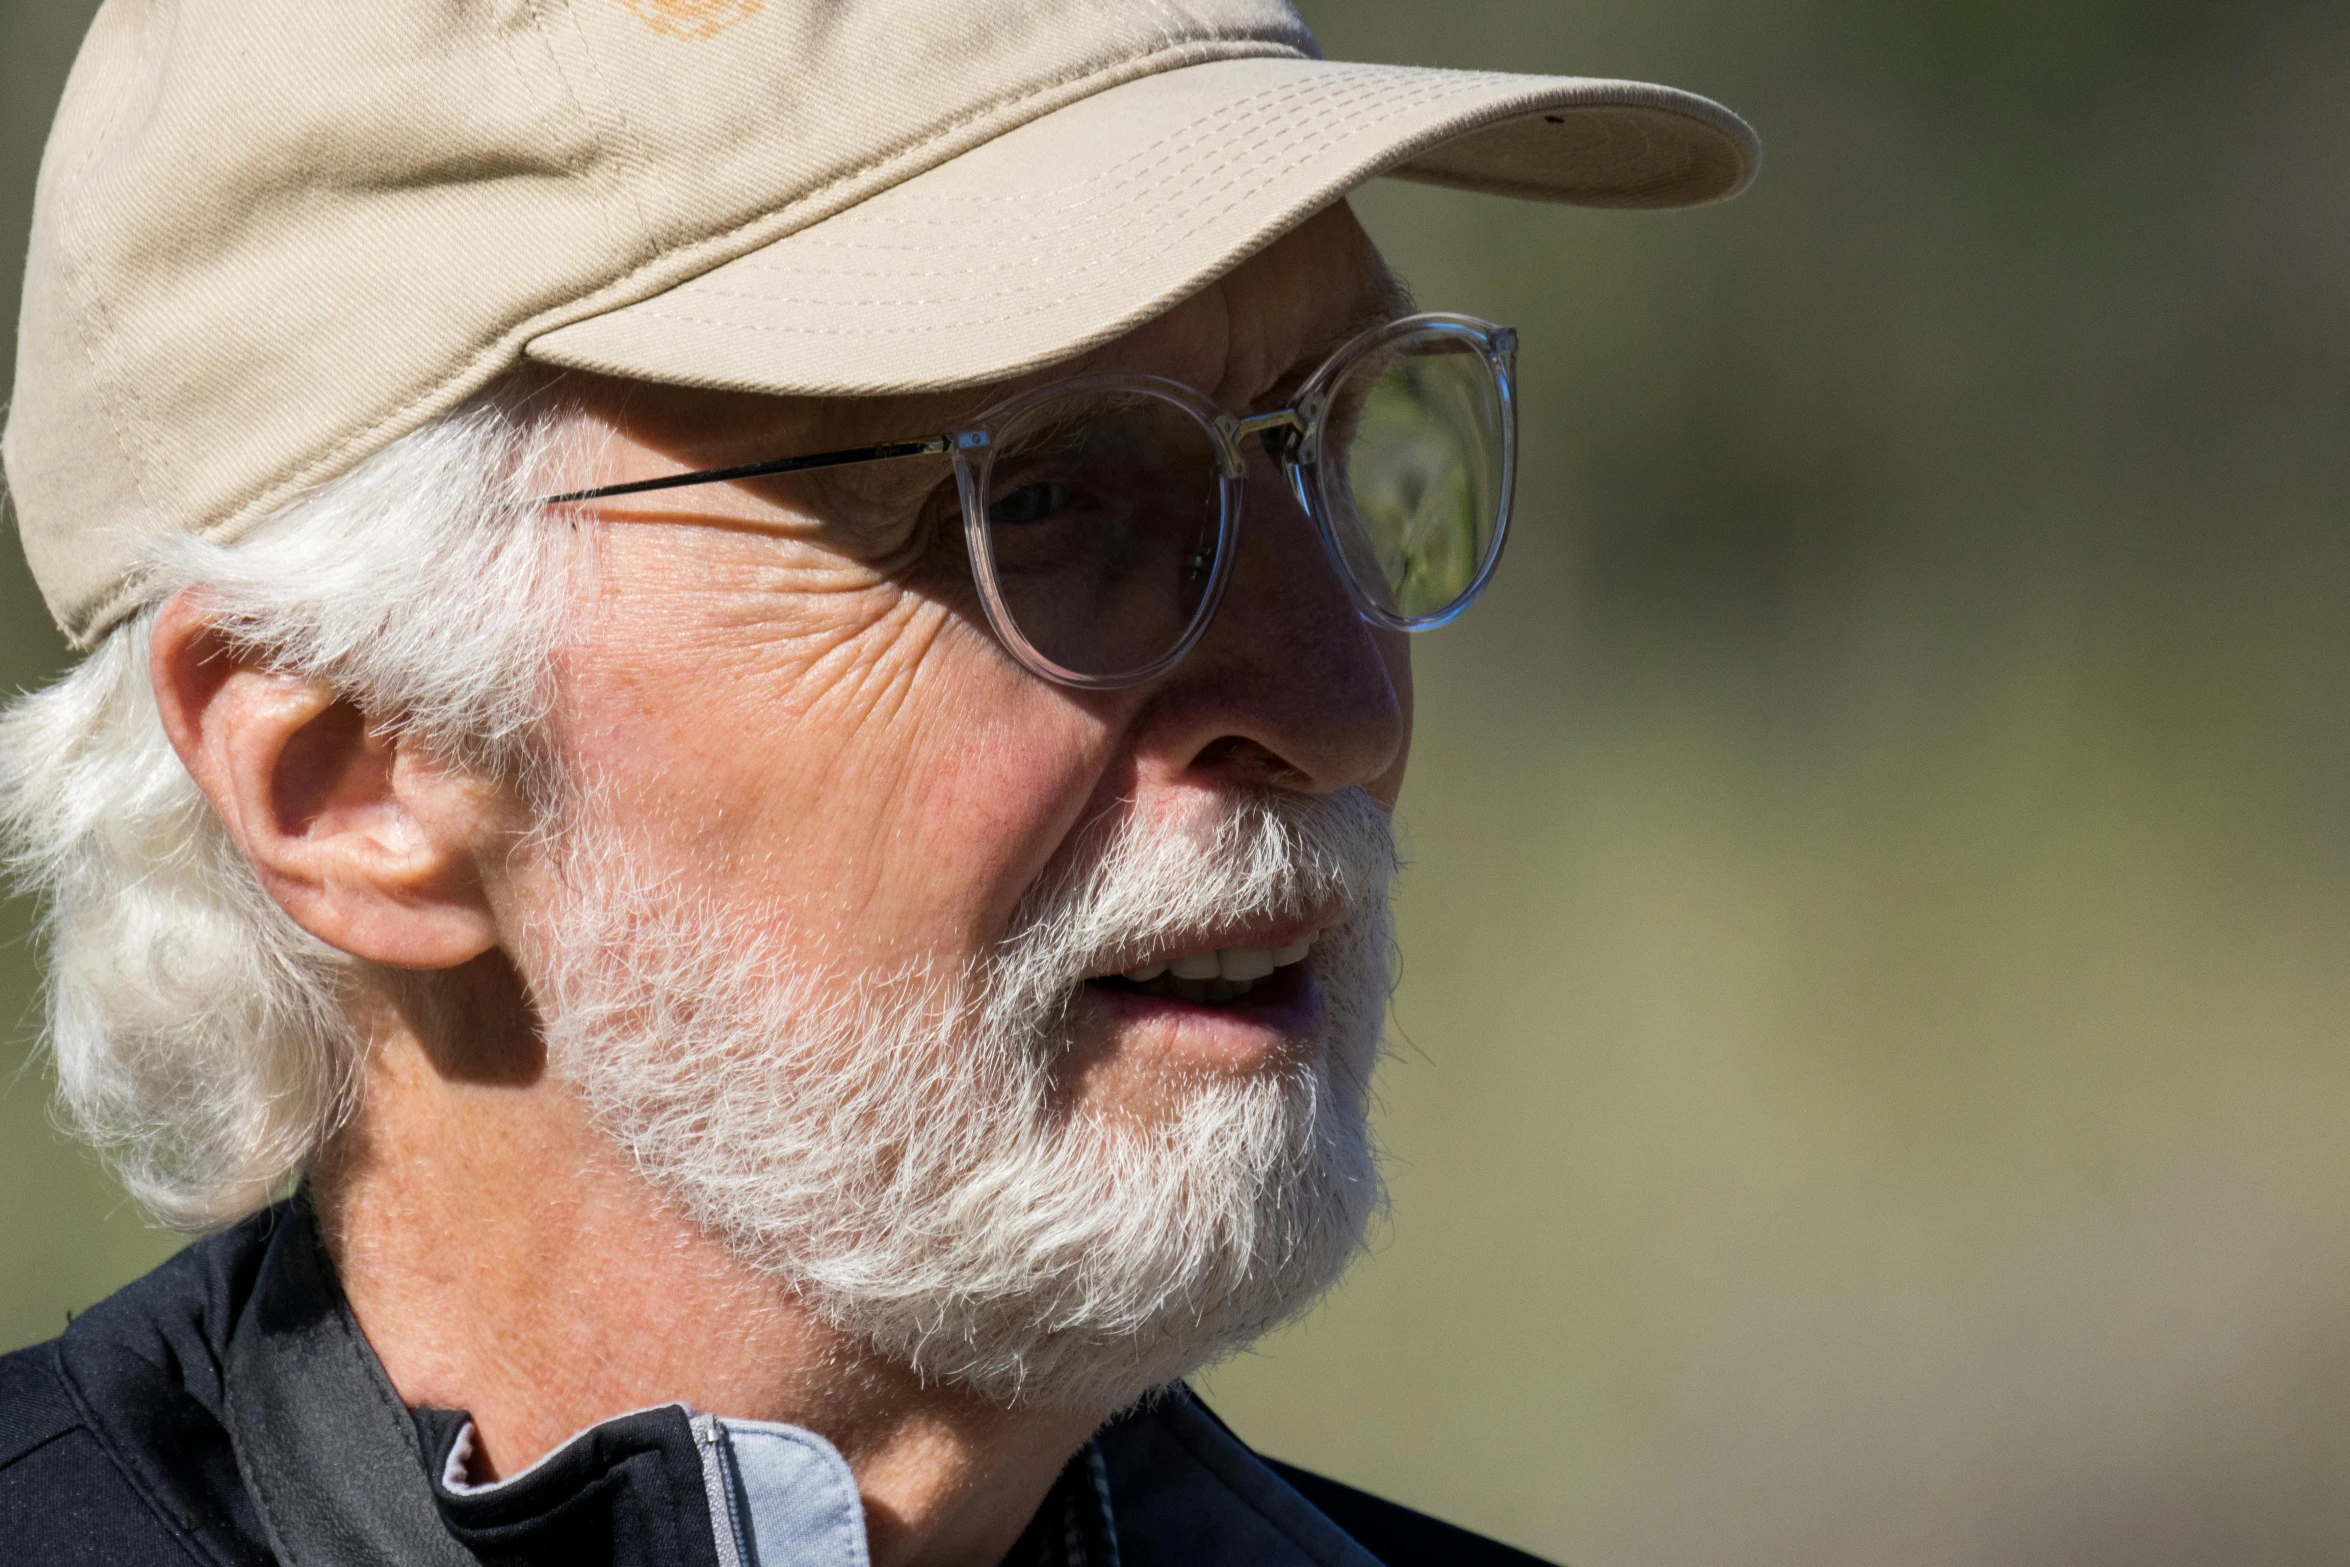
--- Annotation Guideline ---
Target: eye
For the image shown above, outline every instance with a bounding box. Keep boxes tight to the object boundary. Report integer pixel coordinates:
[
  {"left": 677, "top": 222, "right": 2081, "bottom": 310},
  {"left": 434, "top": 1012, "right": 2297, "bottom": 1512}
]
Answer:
[{"left": 987, "top": 481, "right": 1067, "bottom": 528}]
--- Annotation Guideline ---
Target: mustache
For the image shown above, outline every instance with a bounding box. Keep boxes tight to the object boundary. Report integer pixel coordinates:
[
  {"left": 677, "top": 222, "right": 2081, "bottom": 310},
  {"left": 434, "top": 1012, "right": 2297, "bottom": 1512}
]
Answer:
[
  {"left": 989, "top": 786, "right": 1400, "bottom": 1008},
  {"left": 537, "top": 782, "right": 1399, "bottom": 1048}
]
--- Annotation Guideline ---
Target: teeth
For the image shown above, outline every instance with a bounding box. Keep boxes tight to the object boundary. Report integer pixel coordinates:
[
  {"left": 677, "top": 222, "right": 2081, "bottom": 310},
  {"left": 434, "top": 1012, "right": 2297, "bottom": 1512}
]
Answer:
[
  {"left": 1219, "top": 948, "right": 1275, "bottom": 982},
  {"left": 1116, "top": 934, "right": 1320, "bottom": 989}
]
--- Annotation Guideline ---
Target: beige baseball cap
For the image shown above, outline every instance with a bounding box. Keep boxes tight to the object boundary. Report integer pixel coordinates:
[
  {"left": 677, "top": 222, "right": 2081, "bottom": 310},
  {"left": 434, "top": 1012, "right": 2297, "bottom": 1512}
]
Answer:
[{"left": 5, "top": 0, "right": 1758, "bottom": 647}]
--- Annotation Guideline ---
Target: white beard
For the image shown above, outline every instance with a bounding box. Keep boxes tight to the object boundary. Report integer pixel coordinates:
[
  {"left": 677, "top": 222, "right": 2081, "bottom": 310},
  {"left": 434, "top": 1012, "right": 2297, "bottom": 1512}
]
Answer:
[{"left": 525, "top": 787, "right": 1398, "bottom": 1410}]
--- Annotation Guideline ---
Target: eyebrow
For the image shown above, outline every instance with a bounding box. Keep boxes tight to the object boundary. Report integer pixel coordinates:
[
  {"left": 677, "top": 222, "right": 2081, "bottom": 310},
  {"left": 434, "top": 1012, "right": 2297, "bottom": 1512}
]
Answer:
[{"left": 1354, "top": 266, "right": 1422, "bottom": 341}]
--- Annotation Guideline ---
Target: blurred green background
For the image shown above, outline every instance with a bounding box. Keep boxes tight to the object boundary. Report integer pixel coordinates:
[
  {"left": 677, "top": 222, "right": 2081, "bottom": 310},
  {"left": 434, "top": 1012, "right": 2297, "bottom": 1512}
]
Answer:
[{"left": 7, "top": 1, "right": 2350, "bottom": 1562}]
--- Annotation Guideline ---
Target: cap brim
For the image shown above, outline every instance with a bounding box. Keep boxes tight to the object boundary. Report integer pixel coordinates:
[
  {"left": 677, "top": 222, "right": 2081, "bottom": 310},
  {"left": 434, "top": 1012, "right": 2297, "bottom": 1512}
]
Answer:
[{"left": 525, "top": 56, "right": 1757, "bottom": 398}]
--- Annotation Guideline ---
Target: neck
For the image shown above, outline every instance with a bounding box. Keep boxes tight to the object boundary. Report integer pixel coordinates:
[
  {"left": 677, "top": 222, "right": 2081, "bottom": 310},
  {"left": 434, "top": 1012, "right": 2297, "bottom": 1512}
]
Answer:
[{"left": 316, "top": 988, "right": 1104, "bottom": 1567}]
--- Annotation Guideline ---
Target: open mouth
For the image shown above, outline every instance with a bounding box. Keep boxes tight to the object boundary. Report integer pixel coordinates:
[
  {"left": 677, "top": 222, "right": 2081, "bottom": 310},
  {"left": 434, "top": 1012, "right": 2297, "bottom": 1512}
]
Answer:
[{"left": 1085, "top": 933, "right": 1318, "bottom": 1008}]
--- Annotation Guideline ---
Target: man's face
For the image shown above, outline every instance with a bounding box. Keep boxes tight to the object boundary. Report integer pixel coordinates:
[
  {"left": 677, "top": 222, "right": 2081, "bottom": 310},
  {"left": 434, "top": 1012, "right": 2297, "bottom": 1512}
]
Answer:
[
  {"left": 532, "top": 205, "right": 1411, "bottom": 1119},
  {"left": 500, "top": 207, "right": 1413, "bottom": 1402}
]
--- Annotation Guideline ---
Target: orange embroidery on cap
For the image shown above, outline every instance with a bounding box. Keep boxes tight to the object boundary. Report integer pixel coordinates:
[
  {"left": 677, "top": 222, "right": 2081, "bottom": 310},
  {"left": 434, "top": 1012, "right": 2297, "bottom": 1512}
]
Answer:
[{"left": 622, "top": 0, "right": 764, "bottom": 38}]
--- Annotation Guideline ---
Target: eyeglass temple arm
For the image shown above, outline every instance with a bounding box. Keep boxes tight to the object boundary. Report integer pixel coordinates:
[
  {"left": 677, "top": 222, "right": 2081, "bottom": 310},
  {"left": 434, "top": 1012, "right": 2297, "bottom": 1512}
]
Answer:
[{"left": 537, "top": 434, "right": 954, "bottom": 506}]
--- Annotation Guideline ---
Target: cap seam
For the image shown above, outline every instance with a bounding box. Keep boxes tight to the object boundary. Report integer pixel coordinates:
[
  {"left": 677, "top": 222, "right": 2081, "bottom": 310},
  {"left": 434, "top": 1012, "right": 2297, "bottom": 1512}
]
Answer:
[
  {"left": 889, "top": 76, "right": 1745, "bottom": 214},
  {"left": 838, "top": 63, "right": 1420, "bottom": 221},
  {"left": 781, "top": 63, "right": 1464, "bottom": 213},
  {"left": 52, "top": 7, "right": 175, "bottom": 550},
  {"left": 757, "top": 71, "right": 1495, "bottom": 258},
  {"left": 598, "top": 89, "right": 1750, "bottom": 332},
  {"left": 574, "top": 76, "right": 1746, "bottom": 300},
  {"left": 607, "top": 78, "right": 1572, "bottom": 323},
  {"left": 731, "top": 71, "right": 1745, "bottom": 219},
  {"left": 533, "top": 0, "right": 665, "bottom": 247}
]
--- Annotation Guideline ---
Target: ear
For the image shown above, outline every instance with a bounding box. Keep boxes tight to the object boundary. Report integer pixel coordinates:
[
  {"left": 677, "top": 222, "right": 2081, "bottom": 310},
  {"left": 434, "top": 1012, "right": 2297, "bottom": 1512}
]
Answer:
[{"left": 150, "top": 591, "right": 514, "bottom": 969}]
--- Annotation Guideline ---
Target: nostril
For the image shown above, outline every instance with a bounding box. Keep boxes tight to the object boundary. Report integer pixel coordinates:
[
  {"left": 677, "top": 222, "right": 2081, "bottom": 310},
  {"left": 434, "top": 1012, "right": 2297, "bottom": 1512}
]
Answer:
[{"left": 1191, "top": 734, "right": 1308, "bottom": 790}]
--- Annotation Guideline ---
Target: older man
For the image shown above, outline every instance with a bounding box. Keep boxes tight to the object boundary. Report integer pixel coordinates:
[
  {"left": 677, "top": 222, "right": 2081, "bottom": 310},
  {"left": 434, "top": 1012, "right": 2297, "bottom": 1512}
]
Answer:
[{"left": 0, "top": 2, "right": 1753, "bottom": 1563}]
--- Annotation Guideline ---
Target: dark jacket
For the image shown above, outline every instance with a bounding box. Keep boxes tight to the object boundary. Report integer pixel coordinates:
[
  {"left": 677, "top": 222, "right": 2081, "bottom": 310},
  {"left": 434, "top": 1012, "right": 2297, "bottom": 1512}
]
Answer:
[{"left": 0, "top": 1202, "right": 1552, "bottom": 1566}]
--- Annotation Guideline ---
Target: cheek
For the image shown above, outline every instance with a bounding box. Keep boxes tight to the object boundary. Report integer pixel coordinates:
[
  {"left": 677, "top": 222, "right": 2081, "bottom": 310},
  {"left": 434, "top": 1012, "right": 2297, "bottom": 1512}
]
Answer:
[
  {"left": 552, "top": 529, "right": 1119, "bottom": 967},
  {"left": 882, "top": 698, "right": 1110, "bottom": 931}
]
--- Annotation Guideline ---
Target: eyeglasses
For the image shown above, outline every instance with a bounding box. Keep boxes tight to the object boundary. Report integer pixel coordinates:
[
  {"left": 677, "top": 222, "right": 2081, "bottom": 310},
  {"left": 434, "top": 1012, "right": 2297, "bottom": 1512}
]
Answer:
[{"left": 541, "top": 312, "right": 1518, "bottom": 691}]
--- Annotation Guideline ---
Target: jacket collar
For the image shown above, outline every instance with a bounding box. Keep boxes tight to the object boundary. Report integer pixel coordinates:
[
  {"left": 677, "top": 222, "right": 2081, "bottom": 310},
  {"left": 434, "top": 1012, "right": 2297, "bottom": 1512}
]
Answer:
[{"left": 221, "top": 1198, "right": 1379, "bottom": 1567}]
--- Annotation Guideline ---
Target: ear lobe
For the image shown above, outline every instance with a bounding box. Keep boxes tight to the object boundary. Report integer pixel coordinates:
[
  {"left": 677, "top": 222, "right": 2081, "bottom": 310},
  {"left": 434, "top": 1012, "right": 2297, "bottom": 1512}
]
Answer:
[{"left": 150, "top": 591, "right": 509, "bottom": 970}]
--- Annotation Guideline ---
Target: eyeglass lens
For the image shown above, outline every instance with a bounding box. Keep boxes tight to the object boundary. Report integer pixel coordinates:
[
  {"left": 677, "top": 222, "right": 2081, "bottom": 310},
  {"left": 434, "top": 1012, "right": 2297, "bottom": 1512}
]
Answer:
[
  {"left": 1320, "top": 333, "right": 1507, "bottom": 623},
  {"left": 979, "top": 390, "right": 1223, "bottom": 681},
  {"left": 974, "top": 329, "right": 1507, "bottom": 683}
]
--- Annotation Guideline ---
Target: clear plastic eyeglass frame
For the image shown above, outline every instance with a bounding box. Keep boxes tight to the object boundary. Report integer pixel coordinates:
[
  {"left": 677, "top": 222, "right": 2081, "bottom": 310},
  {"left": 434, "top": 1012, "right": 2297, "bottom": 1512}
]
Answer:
[{"left": 540, "top": 311, "right": 1519, "bottom": 691}]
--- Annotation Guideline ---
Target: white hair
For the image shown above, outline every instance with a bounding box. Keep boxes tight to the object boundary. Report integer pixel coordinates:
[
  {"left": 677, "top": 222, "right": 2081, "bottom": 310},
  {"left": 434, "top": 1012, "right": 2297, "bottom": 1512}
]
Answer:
[{"left": 0, "top": 388, "right": 578, "bottom": 1230}]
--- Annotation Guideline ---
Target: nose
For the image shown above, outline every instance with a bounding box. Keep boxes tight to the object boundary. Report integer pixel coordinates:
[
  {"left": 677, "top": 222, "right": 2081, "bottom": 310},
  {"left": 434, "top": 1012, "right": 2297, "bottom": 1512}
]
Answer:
[{"left": 1130, "top": 449, "right": 1411, "bottom": 799}]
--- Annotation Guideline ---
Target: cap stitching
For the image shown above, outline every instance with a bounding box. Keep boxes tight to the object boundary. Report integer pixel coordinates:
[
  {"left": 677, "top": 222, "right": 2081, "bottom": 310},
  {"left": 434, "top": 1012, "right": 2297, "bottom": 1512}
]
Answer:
[
  {"left": 644, "top": 91, "right": 1724, "bottom": 311},
  {"left": 861, "top": 66, "right": 1423, "bottom": 215},
  {"left": 806, "top": 63, "right": 1447, "bottom": 211},
  {"left": 767, "top": 72, "right": 1488, "bottom": 253},
  {"left": 823, "top": 75, "right": 1693, "bottom": 224},
  {"left": 630, "top": 77, "right": 1503, "bottom": 318},
  {"left": 683, "top": 78, "right": 1709, "bottom": 286},
  {"left": 799, "top": 68, "right": 1699, "bottom": 214}
]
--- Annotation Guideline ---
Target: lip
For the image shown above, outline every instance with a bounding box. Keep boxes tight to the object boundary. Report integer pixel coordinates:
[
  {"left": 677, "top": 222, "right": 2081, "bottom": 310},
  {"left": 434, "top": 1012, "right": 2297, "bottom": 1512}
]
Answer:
[
  {"left": 1080, "top": 912, "right": 1337, "bottom": 982},
  {"left": 1076, "top": 958, "right": 1325, "bottom": 1067}
]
